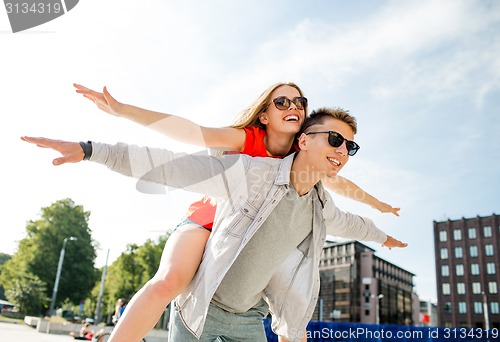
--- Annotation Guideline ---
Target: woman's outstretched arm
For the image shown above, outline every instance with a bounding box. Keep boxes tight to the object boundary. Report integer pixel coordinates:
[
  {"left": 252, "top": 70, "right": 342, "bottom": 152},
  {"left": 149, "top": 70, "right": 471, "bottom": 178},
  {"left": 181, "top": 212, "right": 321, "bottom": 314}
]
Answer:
[
  {"left": 74, "top": 83, "right": 246, "bottom": 151},
  {"left": 323, "top": 175, "right": 400, "bottom": 216}
]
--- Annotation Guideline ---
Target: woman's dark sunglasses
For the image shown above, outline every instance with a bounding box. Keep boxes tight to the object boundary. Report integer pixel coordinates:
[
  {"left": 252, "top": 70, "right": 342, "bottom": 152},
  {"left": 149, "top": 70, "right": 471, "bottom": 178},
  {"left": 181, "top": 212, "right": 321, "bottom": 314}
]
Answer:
[
  {"left": 305, "top": 131, "right": 360, "bottom": 156},
  {"left": 272, "top": 96, "right": 308, "bottom": 110}
]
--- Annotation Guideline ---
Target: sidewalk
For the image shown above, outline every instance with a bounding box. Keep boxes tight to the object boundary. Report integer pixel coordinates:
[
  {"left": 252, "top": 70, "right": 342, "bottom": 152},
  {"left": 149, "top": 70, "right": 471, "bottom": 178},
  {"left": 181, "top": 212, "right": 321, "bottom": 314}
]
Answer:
[
  {"left": 0, "top": 320, "right": 170, "bottom": 342},
  {"left": 0, "top": 321, "right": 72, "bottom": 342}
]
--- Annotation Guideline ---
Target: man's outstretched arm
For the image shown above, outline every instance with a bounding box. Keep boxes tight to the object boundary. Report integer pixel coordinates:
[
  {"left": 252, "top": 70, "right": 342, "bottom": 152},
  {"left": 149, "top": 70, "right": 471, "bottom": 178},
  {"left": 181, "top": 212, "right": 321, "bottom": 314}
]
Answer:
[
  {"left": 21, "top": 136, "right": 85, "bottom": 165},
  {"left": 21, "top": 136, "right": 246, "bottom": 199}
]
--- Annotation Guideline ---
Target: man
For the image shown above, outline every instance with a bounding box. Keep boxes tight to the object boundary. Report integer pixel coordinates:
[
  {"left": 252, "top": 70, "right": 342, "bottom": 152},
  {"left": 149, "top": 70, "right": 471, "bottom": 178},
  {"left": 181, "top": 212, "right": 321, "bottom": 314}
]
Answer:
[{"left": 22, "top": 107, "right": 406, "bottom": 341}]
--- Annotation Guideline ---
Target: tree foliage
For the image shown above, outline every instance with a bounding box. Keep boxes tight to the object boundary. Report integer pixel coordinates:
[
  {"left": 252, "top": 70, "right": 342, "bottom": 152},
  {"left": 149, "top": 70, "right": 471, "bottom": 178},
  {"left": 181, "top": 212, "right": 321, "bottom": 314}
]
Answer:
[
  {"left": 0, "top": 253, "right": 12, "bottom": 300},
  {"left": 0, "top": 199, "right": 98, "bottom": 312},
  {"left": 5, "top": 271, "right": 49, "bottom": 315},
  {"left": 100, "top": 235, "right": 168, "bottom": 320}
]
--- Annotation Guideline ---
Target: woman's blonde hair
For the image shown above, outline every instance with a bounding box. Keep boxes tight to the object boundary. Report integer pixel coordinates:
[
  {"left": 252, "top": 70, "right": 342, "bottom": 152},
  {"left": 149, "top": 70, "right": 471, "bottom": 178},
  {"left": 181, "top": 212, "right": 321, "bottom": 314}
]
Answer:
[{"left": 230, "top": 82, "right": 307, "bottom": 129}]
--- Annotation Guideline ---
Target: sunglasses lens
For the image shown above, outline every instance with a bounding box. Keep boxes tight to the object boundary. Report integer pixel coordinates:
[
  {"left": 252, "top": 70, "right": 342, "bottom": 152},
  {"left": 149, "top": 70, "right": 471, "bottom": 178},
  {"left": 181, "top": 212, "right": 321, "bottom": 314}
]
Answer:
[
  {"left": 273, "top": 97, "right": 290, "bottom": 110},
  {"left": 294, "top": 97, "right": 307, "bottom": 110},
  {"left": 346, "top": 142, "right": 360, "bottom": 156},
  {"left": 328, "top": 132, "right": 344, "bottom": 148}
]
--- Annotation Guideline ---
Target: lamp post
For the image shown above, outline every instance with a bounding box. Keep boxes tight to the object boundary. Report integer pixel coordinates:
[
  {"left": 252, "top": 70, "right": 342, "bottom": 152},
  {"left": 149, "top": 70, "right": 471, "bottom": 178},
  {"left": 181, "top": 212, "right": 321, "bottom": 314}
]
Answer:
[
  {"left": 95, "top": 249, "right": 110, "bottom": 323},
  {"left": 482, "top": 291, "right": 490, "bottom": 330},
  {"left": 371, "top": 294, "right": 384, "bottom": 325},
  {"left": 49, "top": 236, "right": 78, "bottom": 316}
]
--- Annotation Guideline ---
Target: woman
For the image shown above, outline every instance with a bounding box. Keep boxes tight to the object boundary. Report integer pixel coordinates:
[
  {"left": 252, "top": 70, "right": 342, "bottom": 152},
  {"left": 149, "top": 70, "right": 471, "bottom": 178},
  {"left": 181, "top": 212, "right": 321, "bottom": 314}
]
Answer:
[
  {"left": 74, "top": 82, "right": 399, "bottom": 342},
  {"left": 112, "top": 298, "right": 127, "bottom": 325},
  {"left": 69, "top": 322, "right": 94, "bottom": 340}
]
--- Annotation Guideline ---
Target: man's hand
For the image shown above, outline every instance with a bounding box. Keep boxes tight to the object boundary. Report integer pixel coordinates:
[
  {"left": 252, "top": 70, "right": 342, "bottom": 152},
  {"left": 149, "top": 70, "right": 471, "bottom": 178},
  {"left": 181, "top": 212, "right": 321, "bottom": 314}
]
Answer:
[
  {"left": 382, "top": 235, "right": 408, "bottom": 250},
  {"left": 74, "top": 83, "right": 124, "bottom": 117},
  {"left": 21, "top": 136, "right": 84, "bottom": 166}
]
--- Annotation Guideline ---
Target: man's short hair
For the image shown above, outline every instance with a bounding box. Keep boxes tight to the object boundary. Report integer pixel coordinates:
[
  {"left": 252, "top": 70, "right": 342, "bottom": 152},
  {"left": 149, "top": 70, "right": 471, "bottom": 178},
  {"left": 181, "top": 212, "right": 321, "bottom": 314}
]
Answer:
[{"left": 300, "top": 107, "right": 357, "bottom": 135}]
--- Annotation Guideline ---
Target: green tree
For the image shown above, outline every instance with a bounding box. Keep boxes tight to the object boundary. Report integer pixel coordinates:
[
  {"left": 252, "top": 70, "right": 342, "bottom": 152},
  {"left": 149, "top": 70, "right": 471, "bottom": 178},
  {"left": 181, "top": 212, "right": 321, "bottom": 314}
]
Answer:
[
  {"left": 103, "top": 235, "right": 168, "bottom": 317},
  {"left": 5, "top": 271, "right": 49, "bottom": 315},
  {"left": 0, "top": 199, "right": 98, "bottom": 312},
  {"left": 0, "top": 253, "right": 12, "bottom": 300},
  {"left": 136, "top": 235, "right": 167, "bottom": 281}
]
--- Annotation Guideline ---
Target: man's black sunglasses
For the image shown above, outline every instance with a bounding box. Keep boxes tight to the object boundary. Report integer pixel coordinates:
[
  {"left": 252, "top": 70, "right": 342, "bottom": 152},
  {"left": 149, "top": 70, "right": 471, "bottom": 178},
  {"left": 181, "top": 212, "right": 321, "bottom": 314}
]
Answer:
[{"left": 305, "top": 131, "right": 360, "bottom": 156}]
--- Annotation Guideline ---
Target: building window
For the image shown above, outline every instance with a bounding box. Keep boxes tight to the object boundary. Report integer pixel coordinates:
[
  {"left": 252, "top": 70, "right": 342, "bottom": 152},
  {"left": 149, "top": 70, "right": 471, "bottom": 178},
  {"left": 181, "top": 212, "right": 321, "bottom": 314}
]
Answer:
[
  {"left": 444, "top": 302, "right": 452, "bottom": 313},
  {"left": 458, "top": 302, "right": 467, "bottom": 314},
  {"left": 457, "top": 283, "right": 466, "bottom": 295},
  {"left": 442, "top": 283, "right": 451, "bottom": 295},
  {"left": 455, "top": 247, "right": 463, "bottom": 258},
  {"left": 474, "top": 302, "right": 483, "bottom": 314},
  {"left": 485, "top": 244, "right": 494, "bottom": 256},
  {"left": 484, "top": 226, "right": 492, "bottom": 237},
  {"left": 491, "top": 302, "right": 500, "bottom": 315},
  {"left": 470, "top": 245, "right": 478, "bottom": 257},
  {"left": 487, "top": 263, "right": 496, "bottom": 275},
  {"left": 472, "top": 282, "right": 481, "bottom": 294},
  {"left": 489, "top": 282, "right": 498, "bottom": 294},
  {"left": 468, "top": 227, "right": 476, "bottom": 239},
  {"left": 439, "top": 230, "right": 447, "bottom": 242},
  {"left": 442, "top": 265, "right": 449, "bottom": 277},
  {"left": 471, "top": 263, "right": 480, "bottom": 275},
  {"left": 454, "top": 229, "right": 462, "bottom": 240},
  {"left": 441, "top": 248, "right": 448, "bottom": 259},
  {"left": 456, "top": 264, "right": 464, "bottom": 276}
]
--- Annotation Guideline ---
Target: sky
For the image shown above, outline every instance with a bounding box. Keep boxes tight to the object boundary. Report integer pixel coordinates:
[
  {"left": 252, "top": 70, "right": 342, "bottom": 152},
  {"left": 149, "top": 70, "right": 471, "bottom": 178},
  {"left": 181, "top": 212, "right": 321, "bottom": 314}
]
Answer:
[{"left": 1, "top": 0, "right": 499, "bottom": 304}]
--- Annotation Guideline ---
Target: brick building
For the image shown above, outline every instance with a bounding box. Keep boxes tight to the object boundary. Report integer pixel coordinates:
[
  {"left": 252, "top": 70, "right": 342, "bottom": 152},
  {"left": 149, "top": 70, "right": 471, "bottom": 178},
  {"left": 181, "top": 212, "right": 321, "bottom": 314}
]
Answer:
[
  {"left": 434, "top": 214, "right": 500, "bottom": 329},
  {"left": 312, "top": 240, "right": 415, "bottom": 325}
]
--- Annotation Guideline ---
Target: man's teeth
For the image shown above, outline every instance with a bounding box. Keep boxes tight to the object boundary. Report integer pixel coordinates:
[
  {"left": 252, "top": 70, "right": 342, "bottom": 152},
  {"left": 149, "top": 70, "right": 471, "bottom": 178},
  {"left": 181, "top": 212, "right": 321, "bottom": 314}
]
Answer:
[
  {"left": 327, "top": 157, "right": 340, "bottom": 166},
  {"left": 284, "top": 115, "right": 299, "bottom": 121}
]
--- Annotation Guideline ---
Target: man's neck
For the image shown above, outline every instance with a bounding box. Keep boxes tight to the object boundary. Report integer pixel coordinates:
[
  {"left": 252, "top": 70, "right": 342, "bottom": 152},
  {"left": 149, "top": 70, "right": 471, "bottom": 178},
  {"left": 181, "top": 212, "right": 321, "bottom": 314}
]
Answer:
[{"left": 289, "top": 152, "right": 322, "bottom": 196}]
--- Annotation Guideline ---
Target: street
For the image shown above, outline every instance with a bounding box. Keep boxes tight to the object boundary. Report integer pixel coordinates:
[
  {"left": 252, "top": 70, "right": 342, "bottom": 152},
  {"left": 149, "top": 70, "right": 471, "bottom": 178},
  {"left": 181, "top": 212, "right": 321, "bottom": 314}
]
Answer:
[{"left": 0, "top": 321, "right": 72, "bottom": 342}]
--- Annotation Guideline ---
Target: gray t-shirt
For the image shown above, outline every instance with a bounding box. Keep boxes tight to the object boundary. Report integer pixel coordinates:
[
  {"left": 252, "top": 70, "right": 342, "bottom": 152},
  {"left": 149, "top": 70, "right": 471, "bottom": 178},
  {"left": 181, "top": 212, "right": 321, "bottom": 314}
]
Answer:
[{"left": 212, "top": 184, "right": 313, "bottom": 313}]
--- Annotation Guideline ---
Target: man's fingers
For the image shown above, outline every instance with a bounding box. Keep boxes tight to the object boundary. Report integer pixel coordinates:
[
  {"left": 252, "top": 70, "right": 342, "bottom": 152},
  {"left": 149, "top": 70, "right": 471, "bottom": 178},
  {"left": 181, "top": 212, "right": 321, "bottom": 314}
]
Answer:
[
  {"left": 53, "top": 157, "right": 65, "bottom": 166},
  {"left": 21, "top": 136, "right": 55, "bottom": 148},
  {"left": 21, "top": 136, "right": 46, "bottom": 146}
]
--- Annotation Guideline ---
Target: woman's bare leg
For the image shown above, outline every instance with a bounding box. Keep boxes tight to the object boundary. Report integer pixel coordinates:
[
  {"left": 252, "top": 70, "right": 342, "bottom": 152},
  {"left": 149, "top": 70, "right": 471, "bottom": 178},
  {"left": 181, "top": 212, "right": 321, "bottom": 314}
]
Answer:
[{"left": 109, "top": 224, "right": 210, "bottom": 342}]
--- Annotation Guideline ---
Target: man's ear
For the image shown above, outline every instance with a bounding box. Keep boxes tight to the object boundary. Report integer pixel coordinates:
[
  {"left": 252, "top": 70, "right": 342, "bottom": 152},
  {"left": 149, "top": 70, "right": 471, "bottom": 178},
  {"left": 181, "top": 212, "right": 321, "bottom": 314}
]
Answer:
[
  {"left": 298, "top": 133, "right": 308, "bottom": 150},
  {"left": 259, "top": 112, "right": 269, "bottom": 125}
]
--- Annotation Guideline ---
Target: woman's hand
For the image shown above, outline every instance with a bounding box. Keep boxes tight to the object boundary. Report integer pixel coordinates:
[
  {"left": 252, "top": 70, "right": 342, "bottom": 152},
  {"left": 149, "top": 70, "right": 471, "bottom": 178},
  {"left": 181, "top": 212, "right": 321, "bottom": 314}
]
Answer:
[
  {"left": 382, "top": 235, "right": 408, "bottom": 250},
  {"left": 373, "top": 201, "right": 400, "bottom": 216},
  {"left": 74, "top": 83, "right": 125, "bottom": 117},
  {"left": 21, "top": 136, "right": 84, "bottom": 166}
]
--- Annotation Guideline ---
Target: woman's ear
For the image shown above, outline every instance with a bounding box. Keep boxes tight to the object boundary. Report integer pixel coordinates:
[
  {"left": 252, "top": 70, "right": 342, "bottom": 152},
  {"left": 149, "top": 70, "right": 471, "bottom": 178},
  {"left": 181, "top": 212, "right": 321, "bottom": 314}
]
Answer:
[{"left": 259, "top": 112, "right": 269, "bottom": 125}]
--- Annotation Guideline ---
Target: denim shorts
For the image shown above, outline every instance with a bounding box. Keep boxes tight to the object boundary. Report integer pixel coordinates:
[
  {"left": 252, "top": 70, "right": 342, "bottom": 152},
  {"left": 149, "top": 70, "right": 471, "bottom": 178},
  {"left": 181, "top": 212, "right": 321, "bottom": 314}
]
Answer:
[
  {"left": 168, "top": 301, "right": 267, "bottom": 341},
  {"left": 169, "top": 217, "right": 211, "bottom": 234}
]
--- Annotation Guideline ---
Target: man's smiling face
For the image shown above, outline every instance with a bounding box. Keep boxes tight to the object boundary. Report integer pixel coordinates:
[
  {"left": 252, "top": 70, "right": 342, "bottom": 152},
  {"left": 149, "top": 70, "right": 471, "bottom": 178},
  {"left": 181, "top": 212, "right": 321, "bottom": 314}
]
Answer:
[{"left": 302, "top": 117, "right": 354, "bottom": 178}]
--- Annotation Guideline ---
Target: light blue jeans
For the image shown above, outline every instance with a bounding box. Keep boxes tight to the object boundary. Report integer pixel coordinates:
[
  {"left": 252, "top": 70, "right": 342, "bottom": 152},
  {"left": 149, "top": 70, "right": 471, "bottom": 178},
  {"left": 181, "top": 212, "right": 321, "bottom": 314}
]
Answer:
[{"left": 168, "top": 302, "right": 267, "bottom": 341}]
